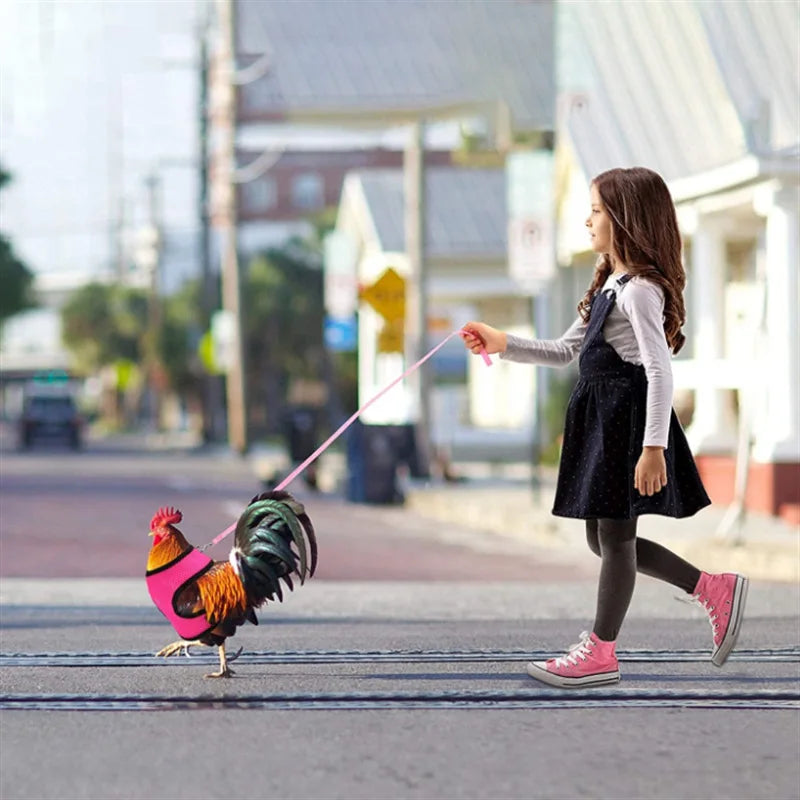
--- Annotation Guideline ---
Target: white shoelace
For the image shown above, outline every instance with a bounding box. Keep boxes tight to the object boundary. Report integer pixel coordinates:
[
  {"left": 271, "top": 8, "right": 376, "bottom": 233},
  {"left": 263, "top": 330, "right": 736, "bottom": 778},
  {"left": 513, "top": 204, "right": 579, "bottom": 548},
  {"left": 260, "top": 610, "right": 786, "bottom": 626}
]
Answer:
[
  {"left": 553, "top": 631, "right": 594, "bottom": 667},
  {"left": 679, "top": 592, "right": 720, "bottom": 634}
]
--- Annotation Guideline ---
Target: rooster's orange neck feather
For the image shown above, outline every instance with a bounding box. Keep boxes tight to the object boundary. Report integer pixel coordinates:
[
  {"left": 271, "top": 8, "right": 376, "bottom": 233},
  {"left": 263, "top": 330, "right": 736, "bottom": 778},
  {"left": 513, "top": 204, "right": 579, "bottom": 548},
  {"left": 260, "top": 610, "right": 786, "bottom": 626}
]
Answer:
[{"left": 146, "top": 529, "right": 192, "bottom": 571}]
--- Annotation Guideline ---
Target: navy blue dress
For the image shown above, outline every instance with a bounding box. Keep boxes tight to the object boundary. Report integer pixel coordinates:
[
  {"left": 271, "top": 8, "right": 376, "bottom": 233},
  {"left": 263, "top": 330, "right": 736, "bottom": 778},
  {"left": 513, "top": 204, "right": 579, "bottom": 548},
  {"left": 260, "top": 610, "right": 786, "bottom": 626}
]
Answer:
[{"left": 552, "top": 276, "right": 711, "bottom": 520}]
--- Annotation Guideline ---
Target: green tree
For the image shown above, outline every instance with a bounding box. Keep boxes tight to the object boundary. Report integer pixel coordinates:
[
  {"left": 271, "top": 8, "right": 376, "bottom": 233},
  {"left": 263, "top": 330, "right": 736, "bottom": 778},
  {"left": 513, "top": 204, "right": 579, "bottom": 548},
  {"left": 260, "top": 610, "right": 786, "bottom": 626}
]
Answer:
[
  {"left": 61, "top": 282, "right": 149, "bottom": 373},
  {"left": 241, "top": 207, "right": 359, "bottom": 438},
  {"left": 158, "top": 278, "right": 204, "bottom": 398},
  {"left": 62, "top": 277, "right": 211, "bottom": 430},
  {"left": 244, "top": 241, "right": 325, "bottom": 436},
  {"left": 0, "top": 166, "right": 36, "bottom": 331}
]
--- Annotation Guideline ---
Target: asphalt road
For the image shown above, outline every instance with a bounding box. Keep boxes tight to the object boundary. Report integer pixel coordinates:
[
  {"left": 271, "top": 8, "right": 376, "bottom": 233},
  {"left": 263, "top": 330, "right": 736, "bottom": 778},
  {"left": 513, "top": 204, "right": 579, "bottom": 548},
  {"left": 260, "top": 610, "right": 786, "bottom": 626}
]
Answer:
[
  {"left": 1, "top": 438, "right": 799, "bottom": 800},
  {"left": 0, "top": 442, "right": 592, "bottom": 581}
]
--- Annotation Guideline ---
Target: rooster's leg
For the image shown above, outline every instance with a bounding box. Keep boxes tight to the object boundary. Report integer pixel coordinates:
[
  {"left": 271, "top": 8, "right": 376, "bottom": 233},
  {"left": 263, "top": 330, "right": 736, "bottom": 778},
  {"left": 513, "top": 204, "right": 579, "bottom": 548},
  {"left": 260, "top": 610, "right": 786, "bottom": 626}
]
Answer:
[
  {"left": 155, "top": 640, "right": 207, "bottom": 659},
  {"left": 205, "top": 643, "right": 236, "bottom": 679}
]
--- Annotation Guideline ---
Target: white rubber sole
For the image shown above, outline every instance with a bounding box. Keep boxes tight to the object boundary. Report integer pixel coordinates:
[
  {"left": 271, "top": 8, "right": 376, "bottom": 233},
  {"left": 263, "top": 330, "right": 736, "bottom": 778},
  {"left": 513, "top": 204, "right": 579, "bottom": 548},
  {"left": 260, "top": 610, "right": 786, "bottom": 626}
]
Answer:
[
  {"left": 526, "top": 661, "right": 621, "bottom": 688},
  {"left": 711, "top": 574, "right": 749, "bottom": 667}
]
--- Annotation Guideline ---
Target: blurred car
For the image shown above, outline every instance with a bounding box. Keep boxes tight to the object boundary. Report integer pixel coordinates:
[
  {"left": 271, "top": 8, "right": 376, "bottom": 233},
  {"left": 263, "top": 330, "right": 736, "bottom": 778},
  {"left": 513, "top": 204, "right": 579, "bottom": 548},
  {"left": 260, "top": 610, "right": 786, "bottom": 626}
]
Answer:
[{"left": 18, "top": 393, "right": 83, "bottom": 450}]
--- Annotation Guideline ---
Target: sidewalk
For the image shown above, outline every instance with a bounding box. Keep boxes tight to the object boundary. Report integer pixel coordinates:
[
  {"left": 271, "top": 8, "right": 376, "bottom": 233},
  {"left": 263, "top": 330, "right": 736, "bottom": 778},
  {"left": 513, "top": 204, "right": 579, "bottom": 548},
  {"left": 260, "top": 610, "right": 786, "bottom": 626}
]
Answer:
[{"left": 403, "top": 467, "right": 800, "bottom": 584}]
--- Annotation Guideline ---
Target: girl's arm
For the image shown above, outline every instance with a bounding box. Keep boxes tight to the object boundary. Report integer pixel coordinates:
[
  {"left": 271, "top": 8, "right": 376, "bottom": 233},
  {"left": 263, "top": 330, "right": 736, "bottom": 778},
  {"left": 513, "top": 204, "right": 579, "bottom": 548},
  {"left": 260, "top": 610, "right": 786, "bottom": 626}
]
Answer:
[
  {"left": 621, "top": 279, "right": 673, "bottom": 449},
  {"left": 462, "top": 318, "right": 587, "bottom": 367},
  {"left": 622, "top": 279, "right": 673, "bottom": 496}
]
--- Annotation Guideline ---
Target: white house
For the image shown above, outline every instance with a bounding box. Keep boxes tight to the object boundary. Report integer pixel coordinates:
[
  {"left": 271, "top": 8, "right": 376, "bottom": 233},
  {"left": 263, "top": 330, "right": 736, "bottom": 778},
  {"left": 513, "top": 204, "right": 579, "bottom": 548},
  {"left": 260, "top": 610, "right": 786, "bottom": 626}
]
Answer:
[
  {"left": 335, "top": 166, "right": 543, "bottom": 463},
  {"left": 555, "top": 0, "right": 799, "bottom": 520}
]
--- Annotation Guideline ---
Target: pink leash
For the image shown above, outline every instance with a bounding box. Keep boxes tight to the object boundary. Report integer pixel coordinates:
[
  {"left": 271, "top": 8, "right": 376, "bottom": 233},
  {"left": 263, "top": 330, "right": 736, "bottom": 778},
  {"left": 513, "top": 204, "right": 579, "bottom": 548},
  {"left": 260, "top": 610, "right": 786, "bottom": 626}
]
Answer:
[{"left": 203, "top": 328, "right": 491, "bottom": 549}]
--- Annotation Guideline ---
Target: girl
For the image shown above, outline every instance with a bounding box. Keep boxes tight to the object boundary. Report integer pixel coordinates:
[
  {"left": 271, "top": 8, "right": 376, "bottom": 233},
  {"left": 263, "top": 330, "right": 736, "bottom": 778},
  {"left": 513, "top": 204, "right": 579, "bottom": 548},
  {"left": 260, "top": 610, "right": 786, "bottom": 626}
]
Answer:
[{"left": 462, "top": 167, "right": 748, "bottom": 688}]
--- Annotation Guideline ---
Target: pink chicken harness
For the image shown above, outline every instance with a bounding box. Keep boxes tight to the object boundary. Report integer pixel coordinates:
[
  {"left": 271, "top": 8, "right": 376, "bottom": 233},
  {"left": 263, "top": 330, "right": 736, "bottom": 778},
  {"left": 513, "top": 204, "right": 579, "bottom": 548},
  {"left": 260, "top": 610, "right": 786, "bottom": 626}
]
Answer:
[{"left": 146, "top": 547, "right": 215, "bottom": 640}]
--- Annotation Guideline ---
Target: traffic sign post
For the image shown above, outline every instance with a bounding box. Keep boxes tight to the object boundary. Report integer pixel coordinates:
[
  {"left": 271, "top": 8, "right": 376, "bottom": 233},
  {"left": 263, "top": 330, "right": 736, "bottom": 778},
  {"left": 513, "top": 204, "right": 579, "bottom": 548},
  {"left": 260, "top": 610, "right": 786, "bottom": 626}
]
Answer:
[
  {"left": 505, "top": 148, "right": 556, "bottom": 499},
  {"left": 360, "top": 267, "right": 406, "bottom": 323},
  {"left": 324, "top": 230, "right": 359, "bottom": 319},
  {"left": 324, "top": 315, "right": 358, "bottom": 352},
  {"left": 506, "top": 150, "right": 555, "bottom": 292},
  {"left": 377, "top": 319, "right": 404, "bottom": 353},
  {"left": 508, "top": 215, "right": 554, "bottom": 293},
  {"left": 361, "top": 267, "right": 407, "bottom": 354}
]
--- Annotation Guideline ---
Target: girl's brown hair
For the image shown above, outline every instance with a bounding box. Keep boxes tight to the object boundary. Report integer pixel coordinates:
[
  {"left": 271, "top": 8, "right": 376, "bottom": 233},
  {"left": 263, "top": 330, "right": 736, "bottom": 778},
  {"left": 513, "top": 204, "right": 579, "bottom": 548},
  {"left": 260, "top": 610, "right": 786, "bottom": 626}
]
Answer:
[{"left": 577, "top": 167, "right": 687, "bottom": 354}]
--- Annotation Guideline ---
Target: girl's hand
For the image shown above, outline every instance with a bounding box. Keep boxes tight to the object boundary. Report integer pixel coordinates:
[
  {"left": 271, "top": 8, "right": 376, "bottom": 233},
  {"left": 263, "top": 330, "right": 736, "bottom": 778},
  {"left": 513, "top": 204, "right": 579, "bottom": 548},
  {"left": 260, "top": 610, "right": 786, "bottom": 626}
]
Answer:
[
  {"left": 461, "top": 322, "right": 507, "bottom": 355},
  {"left": 634, "top": 446, "right": 667, "bottom": 496}
]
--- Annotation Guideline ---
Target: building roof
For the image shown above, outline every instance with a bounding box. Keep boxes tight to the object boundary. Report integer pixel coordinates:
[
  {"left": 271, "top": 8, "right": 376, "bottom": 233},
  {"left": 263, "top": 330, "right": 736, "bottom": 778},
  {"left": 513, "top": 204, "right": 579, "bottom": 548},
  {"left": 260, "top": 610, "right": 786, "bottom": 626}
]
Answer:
[
  {"left": 352, "top": 167, "right": 506, "bottom": 259},
  {"left": 560, "top": 1, "right": 748, "bottom": 182},
  {"left": 235, "top": 0, "right": 554, "bottom": 131},
  {"left": 697, "top": 0, "right": 800, "bottom": 156}
]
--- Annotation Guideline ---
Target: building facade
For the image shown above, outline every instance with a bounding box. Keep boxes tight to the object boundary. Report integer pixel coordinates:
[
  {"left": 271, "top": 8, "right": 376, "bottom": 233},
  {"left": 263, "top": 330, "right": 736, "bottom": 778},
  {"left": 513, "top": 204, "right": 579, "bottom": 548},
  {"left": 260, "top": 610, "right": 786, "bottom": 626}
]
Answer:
[{"left": 555, "top": 0, "right": 800, "bottom": 521}]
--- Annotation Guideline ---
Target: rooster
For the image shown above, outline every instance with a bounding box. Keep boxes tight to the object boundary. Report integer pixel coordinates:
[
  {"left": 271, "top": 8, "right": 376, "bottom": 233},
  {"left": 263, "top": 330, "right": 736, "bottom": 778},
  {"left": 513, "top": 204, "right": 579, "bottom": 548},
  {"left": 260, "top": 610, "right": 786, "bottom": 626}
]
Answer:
[{"left": 145, "top": 490, "right": 317, "bottom": 678}]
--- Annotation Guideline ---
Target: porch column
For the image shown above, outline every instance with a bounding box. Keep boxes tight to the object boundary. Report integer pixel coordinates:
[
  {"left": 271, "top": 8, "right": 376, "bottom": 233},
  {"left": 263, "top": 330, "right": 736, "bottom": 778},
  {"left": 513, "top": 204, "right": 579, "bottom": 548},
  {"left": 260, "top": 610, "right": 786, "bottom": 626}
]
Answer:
[
  {"left": 686, "top": 217, "right": 737, "bottom": 453},
  {"left": 752, "top": 183, "right": 800, "bottom": 464}
]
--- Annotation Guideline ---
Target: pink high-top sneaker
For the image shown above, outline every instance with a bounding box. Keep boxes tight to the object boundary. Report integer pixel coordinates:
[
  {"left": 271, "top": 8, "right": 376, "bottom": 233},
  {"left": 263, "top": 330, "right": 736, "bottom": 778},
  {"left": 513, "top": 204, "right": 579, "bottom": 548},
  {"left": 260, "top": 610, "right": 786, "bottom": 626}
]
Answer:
[
  {"left": 527, "top": 631, "right": 620, "bottom": 688},
  {"left": 691, "top": 572, "right": 749, "bottom": 666}
]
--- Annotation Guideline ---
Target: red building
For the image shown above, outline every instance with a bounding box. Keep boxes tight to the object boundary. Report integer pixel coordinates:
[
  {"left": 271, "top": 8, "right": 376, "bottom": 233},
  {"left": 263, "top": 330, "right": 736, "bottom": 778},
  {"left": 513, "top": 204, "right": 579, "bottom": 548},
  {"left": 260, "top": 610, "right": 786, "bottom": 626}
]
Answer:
[{"left": 235, "top": 148, "right": 454, "bottom": 223}]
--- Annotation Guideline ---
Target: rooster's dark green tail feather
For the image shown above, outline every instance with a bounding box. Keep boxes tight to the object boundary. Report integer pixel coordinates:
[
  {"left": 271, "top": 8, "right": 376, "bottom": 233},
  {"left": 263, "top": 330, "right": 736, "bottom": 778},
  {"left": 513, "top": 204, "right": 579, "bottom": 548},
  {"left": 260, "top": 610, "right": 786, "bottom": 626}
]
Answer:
[
  {"left": 241, "top": 498, "right": 311, "bottom": 579},
  {"left": 232, "top": 490, "right": 317, "bottom": 605},
  {"left": 240, "top": 555, "right": 283, "bottom": 601}
]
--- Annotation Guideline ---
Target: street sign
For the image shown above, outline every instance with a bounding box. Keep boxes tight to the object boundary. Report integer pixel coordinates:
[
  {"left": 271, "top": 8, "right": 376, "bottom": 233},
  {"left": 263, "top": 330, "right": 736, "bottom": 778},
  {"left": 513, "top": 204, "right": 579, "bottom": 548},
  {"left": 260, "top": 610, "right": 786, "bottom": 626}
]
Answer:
[
  {"left": 377, "top": 320, "right": 404, "bottom": 353},
  {"left": 211, "top": 310, "right": 236, "bottom": 372},
  {"left": 506, "top": 150, "right": 555, "bottom": 291},
  {"left": 324, "top": 315, "right": 357, "bottom": 352},
  {"left": 360, "top": 267, "right": 406, "bottom": 321},
  {"left": 114, "top": 359, "right": 137, "bottom": 390},
  {"left": 508, "top": 215, "right": 555, "bottom": 290},
  {"left": 198, "top": 330, "right": 224, "bottom": 374},
  {"left": 324, "top": 230, "right": 359, "bottom": 318}
]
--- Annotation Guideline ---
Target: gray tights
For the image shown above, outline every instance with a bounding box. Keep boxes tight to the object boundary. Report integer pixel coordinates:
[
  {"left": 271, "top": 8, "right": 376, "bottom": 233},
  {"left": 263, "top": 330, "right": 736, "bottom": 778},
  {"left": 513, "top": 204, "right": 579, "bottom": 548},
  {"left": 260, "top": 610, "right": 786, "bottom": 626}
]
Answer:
[{"left": 586, "top": 518, "right": 702, "bottom": 641}]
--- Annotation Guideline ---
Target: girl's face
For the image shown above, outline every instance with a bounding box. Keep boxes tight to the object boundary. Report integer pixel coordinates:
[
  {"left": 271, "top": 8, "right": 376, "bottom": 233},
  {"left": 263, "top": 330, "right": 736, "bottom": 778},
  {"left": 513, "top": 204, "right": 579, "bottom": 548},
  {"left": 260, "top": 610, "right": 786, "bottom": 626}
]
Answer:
[{"left": 586, "top": 184, "right": 613, "bottom": 254}]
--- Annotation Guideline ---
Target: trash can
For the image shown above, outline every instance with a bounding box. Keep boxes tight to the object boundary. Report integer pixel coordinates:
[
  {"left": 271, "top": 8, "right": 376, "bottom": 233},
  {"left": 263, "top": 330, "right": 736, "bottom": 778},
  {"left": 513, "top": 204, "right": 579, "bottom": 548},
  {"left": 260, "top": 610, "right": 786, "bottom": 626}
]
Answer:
[
  {"left": 346, "top": 421, "right": 403, "bottom": 504},
  {"left": 284, "top": 405, "right": 320, "bottom": 489}
]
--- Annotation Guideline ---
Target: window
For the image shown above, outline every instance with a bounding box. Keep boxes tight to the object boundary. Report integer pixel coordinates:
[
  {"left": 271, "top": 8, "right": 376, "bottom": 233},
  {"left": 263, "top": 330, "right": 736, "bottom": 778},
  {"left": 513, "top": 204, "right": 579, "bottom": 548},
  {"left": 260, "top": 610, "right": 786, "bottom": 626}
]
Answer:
[
  {"left": 242, "top": 177, "right": 277, "bottom": 212},
  {"left": 291, "top": 172, "right": 324, "bottom": 210}
]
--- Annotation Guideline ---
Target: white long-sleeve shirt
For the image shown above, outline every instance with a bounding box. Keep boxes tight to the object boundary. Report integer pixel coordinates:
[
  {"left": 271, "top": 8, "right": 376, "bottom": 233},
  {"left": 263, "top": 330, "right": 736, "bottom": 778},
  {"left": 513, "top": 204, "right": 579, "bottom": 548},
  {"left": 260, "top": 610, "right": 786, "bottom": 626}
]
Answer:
[{"left": 500, "top": 274, "right": 674, "bottom": 448}]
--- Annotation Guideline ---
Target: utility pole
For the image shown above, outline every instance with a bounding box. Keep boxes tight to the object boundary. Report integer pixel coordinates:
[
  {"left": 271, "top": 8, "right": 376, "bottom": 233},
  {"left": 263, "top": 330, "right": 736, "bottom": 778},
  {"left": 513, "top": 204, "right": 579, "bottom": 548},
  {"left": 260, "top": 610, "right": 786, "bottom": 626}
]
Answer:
[
  {"left": 218, "top": 0, "right": 248, "bottom": 454},
  {"left": 197, "top": 8, "right": 223, "bottom": 444},
  {"left": 404, "top": 119, "right": 431, "bottom": 477},
  {"left": 144, "top": 171, "right": 163, "bottom": 430}
]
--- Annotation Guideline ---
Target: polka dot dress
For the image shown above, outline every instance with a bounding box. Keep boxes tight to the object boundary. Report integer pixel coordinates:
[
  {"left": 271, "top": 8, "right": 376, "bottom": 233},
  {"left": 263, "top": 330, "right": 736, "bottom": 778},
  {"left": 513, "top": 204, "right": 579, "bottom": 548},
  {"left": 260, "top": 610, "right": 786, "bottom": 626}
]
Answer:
[{"left": 552, "top": 276, "right": 711, "bottom": 520}]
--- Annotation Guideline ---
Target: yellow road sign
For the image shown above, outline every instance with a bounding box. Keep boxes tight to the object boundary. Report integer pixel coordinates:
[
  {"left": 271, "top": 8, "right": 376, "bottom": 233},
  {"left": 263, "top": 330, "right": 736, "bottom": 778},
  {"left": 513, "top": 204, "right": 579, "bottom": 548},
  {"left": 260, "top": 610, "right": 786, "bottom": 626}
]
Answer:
[
  {"left": 361, "top": 267, "right": 406, "bottom": 321},
  {"left": 114, "top": 359, "right": 138, "bottom": 390},
  {"left": 377, "top": 319, "right": 404, "bottom": 353}
]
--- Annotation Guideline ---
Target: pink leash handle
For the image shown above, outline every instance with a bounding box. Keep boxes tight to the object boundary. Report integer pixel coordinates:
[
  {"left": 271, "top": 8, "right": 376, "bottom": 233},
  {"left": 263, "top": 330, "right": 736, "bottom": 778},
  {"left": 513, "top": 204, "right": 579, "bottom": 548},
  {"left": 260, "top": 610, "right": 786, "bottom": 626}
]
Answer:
[{"left": 204, "top": 328, "right": 491, "bottom": 549}]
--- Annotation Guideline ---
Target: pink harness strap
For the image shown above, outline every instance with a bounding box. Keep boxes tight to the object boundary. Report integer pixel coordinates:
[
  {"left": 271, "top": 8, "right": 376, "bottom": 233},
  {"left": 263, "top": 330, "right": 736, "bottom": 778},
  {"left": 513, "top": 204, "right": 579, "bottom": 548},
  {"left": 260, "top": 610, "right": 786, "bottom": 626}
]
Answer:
[{"left": 146, "top": 548, "right": 214, "bottom": 640}]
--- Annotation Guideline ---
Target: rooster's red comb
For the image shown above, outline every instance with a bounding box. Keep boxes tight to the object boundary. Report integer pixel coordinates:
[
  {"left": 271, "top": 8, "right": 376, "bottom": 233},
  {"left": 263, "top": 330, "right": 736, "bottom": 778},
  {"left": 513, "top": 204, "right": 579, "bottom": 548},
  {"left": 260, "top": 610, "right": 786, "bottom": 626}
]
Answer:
[{"left": 150, "top": 507, "right": 182, "bottom": 530}]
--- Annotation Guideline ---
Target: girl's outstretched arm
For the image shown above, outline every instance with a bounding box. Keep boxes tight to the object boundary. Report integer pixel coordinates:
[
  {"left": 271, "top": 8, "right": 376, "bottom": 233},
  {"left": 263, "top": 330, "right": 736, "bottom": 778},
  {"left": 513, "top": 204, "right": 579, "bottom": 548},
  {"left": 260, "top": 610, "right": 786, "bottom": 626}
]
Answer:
[
  {"left": 461, "top": 322, "right": 507, "bottom": 355},
  {"left": 462, "top": 317, "right": 587, "bottom": 367}
]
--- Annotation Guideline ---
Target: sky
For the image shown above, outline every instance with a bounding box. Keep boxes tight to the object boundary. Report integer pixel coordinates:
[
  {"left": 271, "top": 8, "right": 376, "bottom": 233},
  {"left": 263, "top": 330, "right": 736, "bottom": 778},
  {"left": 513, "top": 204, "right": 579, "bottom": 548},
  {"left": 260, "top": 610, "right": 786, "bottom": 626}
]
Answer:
[
  {"left": 0, "top": 0, "right": 470, "bottom": 294},
  {"left": 0, "top": 0, "right": 203, "bottom": 288}
]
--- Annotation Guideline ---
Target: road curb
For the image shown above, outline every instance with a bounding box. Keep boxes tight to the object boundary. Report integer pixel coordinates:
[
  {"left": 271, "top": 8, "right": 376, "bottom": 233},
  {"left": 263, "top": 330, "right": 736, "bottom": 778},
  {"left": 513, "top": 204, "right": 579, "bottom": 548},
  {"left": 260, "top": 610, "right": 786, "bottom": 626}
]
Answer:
[{"left": 406, "top": 485, "right": 800, "bottom": 584}]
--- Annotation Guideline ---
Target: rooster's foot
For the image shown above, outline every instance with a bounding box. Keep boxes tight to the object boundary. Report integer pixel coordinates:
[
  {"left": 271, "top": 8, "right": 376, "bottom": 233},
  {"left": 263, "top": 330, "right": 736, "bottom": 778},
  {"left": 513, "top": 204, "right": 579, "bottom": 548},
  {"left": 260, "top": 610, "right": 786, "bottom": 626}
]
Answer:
[
  {"left": 203, "top": 644, "right": 239, "bottom": 678},
  {"left": 155, "top": 640, "right": 206, "bottom": 659},
  {"left": 204, "top": 666, "right": 235, "bottom": 679}
]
